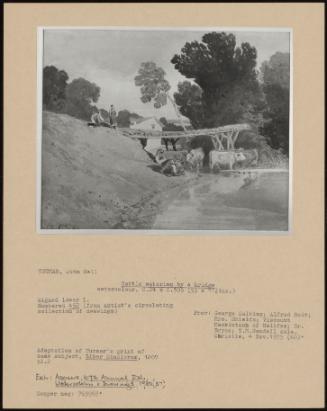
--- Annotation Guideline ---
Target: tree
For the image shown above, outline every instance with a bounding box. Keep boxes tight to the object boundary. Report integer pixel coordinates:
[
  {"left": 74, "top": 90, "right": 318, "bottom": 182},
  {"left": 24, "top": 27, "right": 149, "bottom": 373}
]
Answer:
[
  {"left": 261, "top": 52, "right": 290, "bottom": 89},
  {"left": 171, "top": 32, "right": 263, "bottom": 128},
  {"left": 64, "top": 78, "right": 101, "bottom": 120},
  {"left": 162, "top": 123, "right": 184, "bottom": 132},
  {"left": 134, "top": 62, "right": 187, "bottom": 131},
  {"left": 159, "top": 116, "right": 183, "bottom": 131},
  {"left": 159, "top": 117, "right": 168, "bottom": 127},
  {"left": 117, "top": 110, "right": 142, "bottom": 127},
  {"left": 262, "top": 83, "right": 289, "bottom": 154},
  {"left": 43, "top": 65, "right": 69, "bottom": 111},
  {"left": 117, "top": 110, "right": 132, "bottom": 127},
  {"left": 173, "top": 81, "right": 206, "bottom": 129},
  {"left": 261, "top": 52, "right": 290, "bottom": 154}
]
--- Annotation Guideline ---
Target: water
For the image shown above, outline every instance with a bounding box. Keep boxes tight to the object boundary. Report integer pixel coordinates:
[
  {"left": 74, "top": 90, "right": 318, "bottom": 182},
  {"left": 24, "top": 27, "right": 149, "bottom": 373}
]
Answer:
[{"left": 153, "top": 170, "right": 289, "bottom": 231}]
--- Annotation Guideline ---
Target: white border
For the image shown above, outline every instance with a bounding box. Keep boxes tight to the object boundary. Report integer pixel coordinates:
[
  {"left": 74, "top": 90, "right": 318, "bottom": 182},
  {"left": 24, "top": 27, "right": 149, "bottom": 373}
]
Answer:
[{"left": 36, "top": 27, "right": 293, "bottom": 235}]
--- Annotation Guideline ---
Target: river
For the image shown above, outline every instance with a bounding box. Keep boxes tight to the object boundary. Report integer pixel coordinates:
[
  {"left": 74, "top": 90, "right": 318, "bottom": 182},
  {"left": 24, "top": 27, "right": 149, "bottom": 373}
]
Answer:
[{"left": 152, "top": 170, "right": 289, "bottom": 231}]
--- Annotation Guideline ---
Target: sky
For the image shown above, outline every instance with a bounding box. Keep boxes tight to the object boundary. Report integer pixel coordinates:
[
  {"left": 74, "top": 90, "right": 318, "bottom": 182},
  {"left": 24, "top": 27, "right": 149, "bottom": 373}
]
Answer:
[{"left": 43, "top": 29, "right": 290, "bottom": 118}]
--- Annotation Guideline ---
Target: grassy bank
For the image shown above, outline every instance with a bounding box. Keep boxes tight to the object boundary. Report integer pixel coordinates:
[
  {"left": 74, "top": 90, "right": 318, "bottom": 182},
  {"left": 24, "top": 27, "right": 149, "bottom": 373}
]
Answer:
[{"left": 41, "top": 111, "right": 191, "bottom": 229}]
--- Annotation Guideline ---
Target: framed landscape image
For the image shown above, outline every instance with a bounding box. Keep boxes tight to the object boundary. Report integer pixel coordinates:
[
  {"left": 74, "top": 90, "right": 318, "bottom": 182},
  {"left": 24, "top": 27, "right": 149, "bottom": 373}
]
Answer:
[{"left": 38, "top": 27, "right": 292, "bottom": 233}]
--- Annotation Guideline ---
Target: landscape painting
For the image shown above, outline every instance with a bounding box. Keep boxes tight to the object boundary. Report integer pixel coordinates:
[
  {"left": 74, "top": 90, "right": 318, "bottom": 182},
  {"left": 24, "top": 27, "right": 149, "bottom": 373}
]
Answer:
[{"left": 38, "top": 28, "right": 291, "bottom": 232}]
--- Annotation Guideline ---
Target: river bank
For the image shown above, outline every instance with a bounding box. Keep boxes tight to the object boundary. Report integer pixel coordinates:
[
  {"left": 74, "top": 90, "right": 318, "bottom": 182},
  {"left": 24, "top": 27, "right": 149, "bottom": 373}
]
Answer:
[
  {"left": 41, "top": 111, "right": 194, "bottom": 229},
  {"left": 112, "top": 173, "right": 198, "bottom": 229}
]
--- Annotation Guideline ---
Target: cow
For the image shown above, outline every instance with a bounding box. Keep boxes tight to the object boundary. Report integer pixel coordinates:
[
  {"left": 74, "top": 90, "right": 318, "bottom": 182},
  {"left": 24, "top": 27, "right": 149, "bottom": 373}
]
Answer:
[
  {"left": 235, "top": 148, "right": 259, "bottom": 167},
  {"left": 209, "top": 150, "right": 246, "bottom": 172},
  {"left": 186, "top": 148, "right": 205, "bottom": 173}
]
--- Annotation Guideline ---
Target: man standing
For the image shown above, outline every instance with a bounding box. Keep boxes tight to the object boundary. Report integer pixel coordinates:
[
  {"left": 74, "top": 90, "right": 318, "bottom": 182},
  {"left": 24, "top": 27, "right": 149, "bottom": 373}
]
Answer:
[{"left": 109, "top": 104, "right": 117, "bottom": 128}]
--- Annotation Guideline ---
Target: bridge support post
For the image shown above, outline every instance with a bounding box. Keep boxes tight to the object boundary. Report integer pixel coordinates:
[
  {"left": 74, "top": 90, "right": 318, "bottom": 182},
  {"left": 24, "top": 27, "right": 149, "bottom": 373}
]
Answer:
[
  {"left": 211, "top": 134, "right": 224, "bottom": 150},
  {"left": 231, "top": 130, "right": 240, "bottom": 150}
]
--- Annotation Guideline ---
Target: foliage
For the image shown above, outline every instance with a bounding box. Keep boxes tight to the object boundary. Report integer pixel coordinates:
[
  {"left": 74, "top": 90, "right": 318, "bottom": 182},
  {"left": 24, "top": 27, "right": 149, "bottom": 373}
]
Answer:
[
  {"left": 117, "top": 110, "right": 143, "bottom": 127},
  {"left": 134, "top": 62, "right": 171, "bottom": 108},
  {"left": 235, "top": 130, "right": 267, "bottom": 150},
  {"left": 261, "top": 52, "right": 290, "bottom": 89},
  {"left": 173, "top": 81, "right": 206, "bottom": 129},
  {"left": 43, "top": 66, "right": 103, "bottom": 121},
  {"left": 134, "top": 62, "right": 186, "bottom": 130},
  {"left": 117, "top": 110, "right": 132, "bottom": 127},
  {"left": 159, "top": 117, "right": 168, "bottom": 126},
  {"left": 64, "top": 78, "right": 101, "bottom": 120},
  {"left": 262, "top": 84, "right": 289, "bottom": 153},
  {"left": 171, "top": 32, "right": 264, "bottom": 128},
  {"left": 159, "top": 117, "right": 184, "bottom": 131},
  {"left": 163, "top": 124, "right": 184, "bottom": 132},
  {"left": 261, "top": 53, "right": 290, "bottom": 154},
  {"left": 43, "top": 66, "right": 69, "bottom": 111}
]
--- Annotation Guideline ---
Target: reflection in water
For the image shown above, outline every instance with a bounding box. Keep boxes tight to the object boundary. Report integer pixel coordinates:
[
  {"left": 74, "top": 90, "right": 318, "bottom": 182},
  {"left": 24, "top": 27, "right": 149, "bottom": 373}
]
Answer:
[
  {"left": 153, "top": 171, "right": 289, "bottom": 231},
  {"left": 240, "top": 172, "right": 258, "bottom": 189}
]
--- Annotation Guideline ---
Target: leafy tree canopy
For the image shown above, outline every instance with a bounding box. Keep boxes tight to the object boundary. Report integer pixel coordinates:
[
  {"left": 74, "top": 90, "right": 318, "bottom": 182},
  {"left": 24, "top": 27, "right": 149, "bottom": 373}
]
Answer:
[
  {"left": 261, "top": 52, "right": 290, "bottom": 89},
  {"left": 260, "top": 52, "right": 290, "bottom": 154},
  {"left": 173, "top": 81, "right": 205, "bottom": 129},
  {"left": 171, "top": 32, "right": 262, "bottom": 128},
  {"left": 134, "top": 62, "right": 171, "bottom": 109},
  {"left": 65, "top": 78, "right": 100, "bottom": 104},
  {"left": 65, "top": 78, "right": 101, "bottom": 120},
  {"left": 135, "top": 62, "right": 187, "bottom": 130},
  {"left": 43, "top": 65, "right": 69, "bottom": 111},
  {"left": 117, "top": 110, "right": 143, "bottom": 127}
]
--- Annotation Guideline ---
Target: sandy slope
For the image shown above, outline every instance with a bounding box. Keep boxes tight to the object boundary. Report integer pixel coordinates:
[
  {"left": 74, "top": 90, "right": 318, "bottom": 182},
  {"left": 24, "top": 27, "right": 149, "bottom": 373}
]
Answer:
[{"left": 41, "top": 111, "right": 189, "bottom": 229}]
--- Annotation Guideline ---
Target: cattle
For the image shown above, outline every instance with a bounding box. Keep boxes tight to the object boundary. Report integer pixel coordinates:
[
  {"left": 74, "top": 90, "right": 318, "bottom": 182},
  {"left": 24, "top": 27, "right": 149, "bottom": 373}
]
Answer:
[
  {"left": 209, "top": 150, "right": 246, "bottom": 171},
  {"left": 186, "top": 148, "right": 205, "bottom": 173},
  {"left": 235, "top": 148, "right": 259, "bottom": 167}
]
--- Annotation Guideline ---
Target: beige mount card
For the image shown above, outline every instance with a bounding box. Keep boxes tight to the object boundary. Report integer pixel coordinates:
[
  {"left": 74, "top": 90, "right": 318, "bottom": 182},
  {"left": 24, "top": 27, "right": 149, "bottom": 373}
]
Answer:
[{"left": 3, "top": 2, "right": 325, "bottom": 409}]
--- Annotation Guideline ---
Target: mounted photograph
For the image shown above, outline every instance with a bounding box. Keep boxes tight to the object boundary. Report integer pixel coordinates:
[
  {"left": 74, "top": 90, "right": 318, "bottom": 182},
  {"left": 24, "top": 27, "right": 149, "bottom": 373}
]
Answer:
[{"left": 37, "top": 27, "right": 291, "bottom": 232}]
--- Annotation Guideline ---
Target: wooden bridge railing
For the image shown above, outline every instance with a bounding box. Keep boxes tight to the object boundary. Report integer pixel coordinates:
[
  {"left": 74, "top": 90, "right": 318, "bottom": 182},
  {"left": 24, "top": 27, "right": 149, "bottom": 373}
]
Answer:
[{"left": 121, "top": 123, "right": 252, "bottom": 151}]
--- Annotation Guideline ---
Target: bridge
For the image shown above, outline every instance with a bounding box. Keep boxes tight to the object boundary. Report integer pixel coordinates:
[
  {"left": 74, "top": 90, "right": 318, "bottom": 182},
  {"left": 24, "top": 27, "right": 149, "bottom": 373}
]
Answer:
[{"left": 122, "top": 123, "right": 252, "bottom": 151}]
